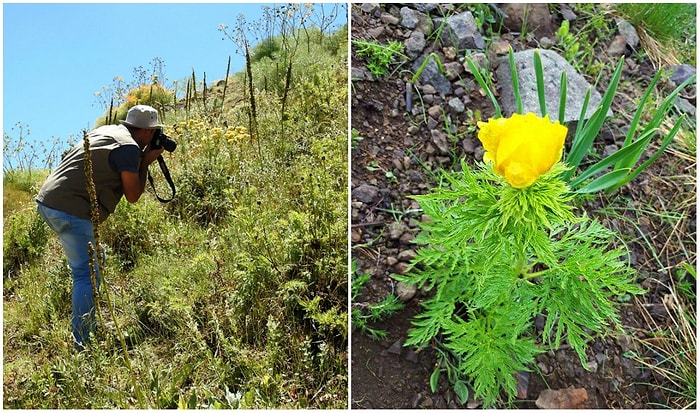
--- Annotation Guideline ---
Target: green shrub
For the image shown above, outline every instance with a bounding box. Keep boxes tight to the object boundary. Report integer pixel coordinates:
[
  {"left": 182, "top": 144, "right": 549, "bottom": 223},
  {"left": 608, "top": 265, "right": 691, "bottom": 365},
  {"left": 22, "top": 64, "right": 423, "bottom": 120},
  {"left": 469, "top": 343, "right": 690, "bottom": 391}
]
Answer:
[
  {"left": 100, "top": 198, "right": 167, "bottom": 270},
  {"left": 3, "top": 207, "right": 49, "bottom": 277}
]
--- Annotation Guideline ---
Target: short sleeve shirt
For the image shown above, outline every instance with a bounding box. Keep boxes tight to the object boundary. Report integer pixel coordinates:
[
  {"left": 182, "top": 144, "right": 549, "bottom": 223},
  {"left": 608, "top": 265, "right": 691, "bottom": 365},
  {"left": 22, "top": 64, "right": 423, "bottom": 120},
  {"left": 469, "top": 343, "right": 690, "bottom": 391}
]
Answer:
[{"left": 108, "top": 145, "right": 141, "bottom": 173}]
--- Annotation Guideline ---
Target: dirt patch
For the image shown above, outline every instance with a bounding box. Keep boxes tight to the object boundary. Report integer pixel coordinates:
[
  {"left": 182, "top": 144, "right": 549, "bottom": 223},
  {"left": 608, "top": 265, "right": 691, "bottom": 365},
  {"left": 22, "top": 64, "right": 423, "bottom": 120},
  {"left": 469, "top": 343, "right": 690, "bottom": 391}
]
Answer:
[{"left": 350, "top": 3, "right": 695, "bottom": 409}]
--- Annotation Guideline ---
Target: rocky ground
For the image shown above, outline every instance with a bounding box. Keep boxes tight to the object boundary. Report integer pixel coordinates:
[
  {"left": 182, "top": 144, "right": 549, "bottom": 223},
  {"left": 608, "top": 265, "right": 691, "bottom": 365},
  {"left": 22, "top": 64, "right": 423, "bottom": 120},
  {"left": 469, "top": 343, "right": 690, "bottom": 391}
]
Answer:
[{"left": 350, "top": 3, "right": 696, "bottom": 409}]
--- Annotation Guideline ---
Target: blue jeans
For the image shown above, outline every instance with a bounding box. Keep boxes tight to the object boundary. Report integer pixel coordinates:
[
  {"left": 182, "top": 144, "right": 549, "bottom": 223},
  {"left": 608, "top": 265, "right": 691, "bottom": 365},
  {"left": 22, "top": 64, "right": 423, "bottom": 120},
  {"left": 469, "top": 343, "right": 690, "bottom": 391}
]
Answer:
[{"left": 37, "top": 202, "right": 103, "bottom": 348}]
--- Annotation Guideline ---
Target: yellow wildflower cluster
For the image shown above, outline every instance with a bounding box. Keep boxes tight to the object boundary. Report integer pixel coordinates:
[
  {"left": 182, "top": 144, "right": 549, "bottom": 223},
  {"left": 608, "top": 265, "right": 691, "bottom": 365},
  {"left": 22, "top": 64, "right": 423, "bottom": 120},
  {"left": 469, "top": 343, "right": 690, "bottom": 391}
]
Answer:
[
  {"left": 173, "top": 116, "right": 250, "bottom": 147},
  {"left": 203, "top": 125, "right": 249, "bottom": 144},
  {"left": 224, "top": 126, "right": 250, "bottom": 144},
  {"left": 125, "top": 84, "right": 173, "bottom": 106}
]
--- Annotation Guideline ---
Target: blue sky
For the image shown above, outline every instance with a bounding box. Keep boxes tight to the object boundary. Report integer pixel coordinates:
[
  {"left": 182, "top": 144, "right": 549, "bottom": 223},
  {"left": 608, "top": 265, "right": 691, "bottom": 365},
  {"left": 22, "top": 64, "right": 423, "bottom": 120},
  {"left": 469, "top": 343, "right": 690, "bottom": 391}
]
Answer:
[{"left": 4, "top": 2, "right": 334, "bottom": 168}]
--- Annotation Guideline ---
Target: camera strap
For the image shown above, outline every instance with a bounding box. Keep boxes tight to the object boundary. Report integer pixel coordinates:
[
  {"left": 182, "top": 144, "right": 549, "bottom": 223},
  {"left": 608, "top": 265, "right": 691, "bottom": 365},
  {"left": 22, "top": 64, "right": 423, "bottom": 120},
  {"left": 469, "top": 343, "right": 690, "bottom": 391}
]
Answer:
[{"left": 147, "top": 155, "right": 176, "bottom": 203}]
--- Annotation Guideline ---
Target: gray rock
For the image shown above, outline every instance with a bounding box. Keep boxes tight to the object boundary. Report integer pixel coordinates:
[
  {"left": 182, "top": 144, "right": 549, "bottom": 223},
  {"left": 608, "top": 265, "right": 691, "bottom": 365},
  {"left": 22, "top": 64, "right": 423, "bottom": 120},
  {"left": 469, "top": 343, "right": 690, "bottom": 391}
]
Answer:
[
  {"left": 397, "top": 249, "right": 417, "bottom": 262},
  {"left": 539, "top": 36, "right": 556, "bottom": 48},
  {"left": 616, "top": 18, "right": 639, "bottom": 49},
  {"left": 618, "top": 334, "right": 636, "bottom": 354},
  {"left": 444, "top": 61, "right": 464, "bottom": 80},
  {"left": 360, "top": 3, "right": 380, "bottom": 15},
  {"left": 421, "top": 84, "right": 436, "bottom": 95},
  {"left": 366, "top": 26, "right": 384, "bottom": 40},
  {"left": 396, "top": 281, "right": 417, "bottom": 302},
  {"left": 380, "top": 12, "right": 399, "bottom": 26},
  {"left": 387, "top": 338, "right": 404, "bottom": 354},
  {"left": 585, "top": 360, "right": 598, "bottom": 373},
  {"left": 495, "top": 48, "right": 610, "bottom": 122},
  {"left": 388, "top": 221, "right": 405, "bottom": 240},
  {"left": 404, "top": 30, "right": 426, "bottom": 60},
  {"left": 431, "top": 130, "right": 450, "bottom": 154},
  {"left": 667, "top": 64, "right": 696, "bottom": 86},
  {"left": 351, "top": 66, "right": 373, "bottom": 81},
  {"left": 413, "top": 3, "right": 440, "bottom": 14},
  {"left": 352, "top": 183, "right": 379, "bottom": 203},
  {"left": 412, "top": 55, "right": 452, "bottom": 95},
  {"left": 559, "top": 3, "right": 577, "bottom": 21},
  {"left": 462, "top": 138, "right": 477, "bottom": 154},
  {"left": 447, "top": 97, "right": 465, "bottom": 114},
  {"left": 595, "top": 352, "right": 606, "bottom": 365},
  {"left": 675, "top": 97, "right": 696, "bottom": 116},
  {"left": 399, "top": 7, "right": 422, "bottom": 29},
  {"left": 405, "top": 347, "right": 419, "bottom": 363},
  {"left": 603, "top": 144, "right": 618, "bottom": 157},
  {"left": 434, "top": 11, "right": 485, "bottom": 50}
]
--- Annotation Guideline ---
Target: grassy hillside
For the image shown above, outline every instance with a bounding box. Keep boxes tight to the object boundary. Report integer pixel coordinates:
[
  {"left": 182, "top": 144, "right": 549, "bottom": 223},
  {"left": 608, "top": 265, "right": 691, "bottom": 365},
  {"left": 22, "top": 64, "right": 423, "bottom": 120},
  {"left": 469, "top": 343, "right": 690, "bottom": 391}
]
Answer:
[{"left": 3, "top": 22, "right": 348, "bottom": 409}]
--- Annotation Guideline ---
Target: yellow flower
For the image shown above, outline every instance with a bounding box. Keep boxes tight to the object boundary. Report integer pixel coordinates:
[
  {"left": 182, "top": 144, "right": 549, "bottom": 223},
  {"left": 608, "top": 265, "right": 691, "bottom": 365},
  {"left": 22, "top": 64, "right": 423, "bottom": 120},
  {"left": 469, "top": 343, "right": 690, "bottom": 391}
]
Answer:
[{"left": 477, "top": 113, "right": 567, "bottom": 188}]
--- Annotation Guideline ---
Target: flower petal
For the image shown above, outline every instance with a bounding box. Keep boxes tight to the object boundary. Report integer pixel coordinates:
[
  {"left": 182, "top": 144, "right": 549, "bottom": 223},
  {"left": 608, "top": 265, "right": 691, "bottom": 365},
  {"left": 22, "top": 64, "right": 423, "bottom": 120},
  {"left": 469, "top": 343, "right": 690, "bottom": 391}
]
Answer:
[{"left": 476, "top": 113, "right": 567, "bottom": 188}]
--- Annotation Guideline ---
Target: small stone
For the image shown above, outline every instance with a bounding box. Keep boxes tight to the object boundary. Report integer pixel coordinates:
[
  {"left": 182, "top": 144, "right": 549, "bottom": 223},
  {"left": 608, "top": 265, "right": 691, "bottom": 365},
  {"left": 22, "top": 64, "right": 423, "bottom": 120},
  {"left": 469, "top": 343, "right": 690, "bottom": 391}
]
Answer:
[
  {"left": 534, "top": 314, "right": 546, "bottom": 331},
  {"left": 360, "top": 3, "right": 379, "bottom": 14},
  {"left": 405, "top": 347, "right": 419, "bottom": 363},
  {"left": 490, "top": 39, "right": 511, "bottom": 55},
  {"left": 351, "top": 229, "right": 362, "bottom": 243},
  {"left": 462, "top": 138, "right": 477, "bottom": 154},
  {"left": 585, "top": 360, "right": 598, "bottom": 373},
  {"left": 444, "top": 61, "right": 463, "bottom": 80},
  {"left": 394, "top": 262, "right": 409, "bottom": 274},
  {"left": 399, "top": 232, "right": 414, "bottom": 244},
  {"left": 427, "top": 105, "right": 442, "bottom": 119},
  {"left": 352, "top": 184, "right": 379, "bottom": 203},
  {"left": 396, "top": 281, "right": 417, "bottom": 302},
  {"left": 618, "top": 334, "right": 636, "bottom": 354},
  {"left": 399, "top": 7, "right": 422, "bottom": 29},
  {"left": 595, "top": 352, "right": 606, "bottom": 365},
  {"left": 398, "top": 249, "right": 417, "bottom": 262},
  {"left": 431, "top": 130, "right": 450, "bottom": 154},
  {"left": 616, "top": 18, "right": 639, "bottom": 49},
  {"left": 443, "top": 46, "right": 457, "bottom": 60},
  {"left": 411, "top": 393, "right": 422, "bottom": 408},
  {"left": 408, "top": 170, "right": 424, "bottom": 182},
  {"left": 537, "top": 362, "right": 551, "bottom": 374},
  {"left": 607, "top": 35, "right": 628, "bottom": 57},
  {"left": 419, "top": 396, "right": 433, "bottom": 408},
  {"left": 668, "top": 64, "right": 697, "bottom": 86},
  {"left": 474, "top": 146, "right": 485, "bottom": 162},
  {"left": 421, "top": 84, "right": 437, "bottom": 95},
  {"left": 387, "top": 338, "right": 404, "bottom": 355},
  {"left": 559, "top": 3, "right": 577, "bottom": 20},
  {"left": 380, "top": 12, "right": 399, "bottom": 26},
  {"left": 366, "top": 26, "right": 385, "bottom": 40},
  {"left": 404, "top": 30, "right": 426, "bottom": 60},
  {"left": 603, "top": 144, "right": 618, "bottom": 157},
  {"left": 447, "top": 97, "right": 465, "bottom": 114},
  {"left": 539, "top": 36, "right": 556, "bottom": 48},
  {"left": 536, "top": 386, "right": 588, "bottom": 409}
]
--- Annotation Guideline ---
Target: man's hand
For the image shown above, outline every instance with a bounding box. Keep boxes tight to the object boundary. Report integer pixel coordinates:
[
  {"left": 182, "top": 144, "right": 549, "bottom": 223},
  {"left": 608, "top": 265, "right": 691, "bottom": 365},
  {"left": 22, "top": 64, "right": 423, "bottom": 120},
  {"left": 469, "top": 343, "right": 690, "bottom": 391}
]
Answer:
[
  {"left": 142, "top": 147, "right": 165, "bottom": 166},
  {"left": 121, "top": 147, "right": 165, "bottom": 203}
]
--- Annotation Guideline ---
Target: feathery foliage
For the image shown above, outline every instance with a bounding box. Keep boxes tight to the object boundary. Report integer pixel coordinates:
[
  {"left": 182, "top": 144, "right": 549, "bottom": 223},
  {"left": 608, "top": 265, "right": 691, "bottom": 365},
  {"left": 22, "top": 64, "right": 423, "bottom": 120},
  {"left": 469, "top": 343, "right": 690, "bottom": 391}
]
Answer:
[{"left": 394, "top": 161, "right": 644, "bottom": 406}]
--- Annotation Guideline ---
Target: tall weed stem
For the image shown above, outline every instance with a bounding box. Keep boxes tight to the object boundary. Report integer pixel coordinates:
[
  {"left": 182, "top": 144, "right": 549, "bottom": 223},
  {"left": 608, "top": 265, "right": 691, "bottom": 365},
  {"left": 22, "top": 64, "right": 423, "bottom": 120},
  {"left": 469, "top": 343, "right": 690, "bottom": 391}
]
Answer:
[{"left": 83, "top": 131, "right": 148, "bottom": 407}]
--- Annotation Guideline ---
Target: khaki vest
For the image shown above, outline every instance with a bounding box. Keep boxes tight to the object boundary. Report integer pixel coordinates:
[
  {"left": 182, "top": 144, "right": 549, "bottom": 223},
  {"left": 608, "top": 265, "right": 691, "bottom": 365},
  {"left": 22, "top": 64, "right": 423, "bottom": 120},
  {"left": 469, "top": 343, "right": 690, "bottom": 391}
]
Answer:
[{"left": 36, "top": 125, "right": 140, "bottom": 223}]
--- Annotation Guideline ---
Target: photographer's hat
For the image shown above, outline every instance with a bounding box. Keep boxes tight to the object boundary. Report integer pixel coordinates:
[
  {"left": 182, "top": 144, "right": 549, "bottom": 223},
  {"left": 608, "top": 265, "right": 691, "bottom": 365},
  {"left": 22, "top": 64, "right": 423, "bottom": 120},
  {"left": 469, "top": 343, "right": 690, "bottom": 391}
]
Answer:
[{"left": 120, "top": 105, "right": 164, "bottom": 129}]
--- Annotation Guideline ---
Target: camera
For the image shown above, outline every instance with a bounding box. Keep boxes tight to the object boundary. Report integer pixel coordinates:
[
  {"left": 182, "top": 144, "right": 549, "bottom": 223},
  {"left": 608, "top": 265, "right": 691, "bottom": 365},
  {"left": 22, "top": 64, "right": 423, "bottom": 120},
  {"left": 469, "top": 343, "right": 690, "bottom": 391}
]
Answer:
[{"left": 151, "top": 129, "right": 177, "bottom": 152}]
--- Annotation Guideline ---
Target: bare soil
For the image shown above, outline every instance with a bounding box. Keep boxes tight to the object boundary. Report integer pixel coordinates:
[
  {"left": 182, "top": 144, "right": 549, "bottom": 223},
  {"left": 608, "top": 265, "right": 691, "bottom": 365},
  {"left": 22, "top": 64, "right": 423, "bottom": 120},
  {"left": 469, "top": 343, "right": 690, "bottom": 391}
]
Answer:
[{"left": 350, "top": 3, "right": 696, "bottom": 409}]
